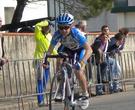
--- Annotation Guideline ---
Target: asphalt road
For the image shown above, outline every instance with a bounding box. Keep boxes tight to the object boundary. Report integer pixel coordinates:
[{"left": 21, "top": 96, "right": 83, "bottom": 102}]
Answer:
[
  {"left": 89, "top": 90, "right": 135, "bottom": 110},
  {"left": 37, "top": 87, "right": 135, "bottom": 110}
]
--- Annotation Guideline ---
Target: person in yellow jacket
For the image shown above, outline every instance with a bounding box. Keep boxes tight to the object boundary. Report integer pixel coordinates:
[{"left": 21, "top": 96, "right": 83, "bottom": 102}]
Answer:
[{"left": 34, "top": 20, "right": 57, "bottom": 106}]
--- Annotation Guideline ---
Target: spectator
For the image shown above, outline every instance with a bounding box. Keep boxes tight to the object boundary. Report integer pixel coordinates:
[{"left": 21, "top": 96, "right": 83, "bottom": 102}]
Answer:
[
  {"left": 91, "top": 25, "right": 110, "bottom": 95},
  {"left": 101, "top": 25, "right": 110, "bottom": 37},
  {"left": 91, "top": 33, "right": 109, "bottom": 95},
  {"left": 107, "top": 31, "right": 128, "bottom": 93},
  {"left": 33, "top": 20, "right": 57, "bottom": 106},
  {"left": 118, "top": 27, "right": 129, "bottom": 50},
  {"left": 75, "top": 20, "right": 87, "bottom": 36},
  {"left": 0, "top": 16, "right": 8, "bottom": 69}
]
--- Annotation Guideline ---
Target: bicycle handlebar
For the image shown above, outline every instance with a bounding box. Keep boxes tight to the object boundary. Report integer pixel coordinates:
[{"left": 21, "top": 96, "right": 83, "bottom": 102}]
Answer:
[{"left": 44, "top": 52, "right": 74, "bottom": 64}]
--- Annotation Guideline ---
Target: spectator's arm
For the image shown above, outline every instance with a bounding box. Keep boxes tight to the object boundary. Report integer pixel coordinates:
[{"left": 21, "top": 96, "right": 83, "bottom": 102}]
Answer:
[{"left": 0, "top": 57, "right": 8, "bottom": 68}]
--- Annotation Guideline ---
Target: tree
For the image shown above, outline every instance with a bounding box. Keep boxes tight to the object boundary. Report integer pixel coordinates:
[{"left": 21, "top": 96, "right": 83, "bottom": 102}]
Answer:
[
  {"left": 9, "top": 0, "right": 44, "bottom": 32},
  {"left": 58, "top": 0, "right": 113, "bottom": 19},
  {"left": 80, "top": 0, "right": 113, "bottom": 18},
  {"left": 9, "top": 0, "right": 28, "bottom": 32},
  {"left": 9, "top": 0, "right": 113, "bottom": 32}
]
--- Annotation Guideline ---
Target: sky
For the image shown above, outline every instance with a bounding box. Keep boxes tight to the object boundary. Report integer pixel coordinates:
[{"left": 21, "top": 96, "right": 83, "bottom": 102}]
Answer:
[{"left": 21, "top": 1, "right": 48, "bottom": 21}]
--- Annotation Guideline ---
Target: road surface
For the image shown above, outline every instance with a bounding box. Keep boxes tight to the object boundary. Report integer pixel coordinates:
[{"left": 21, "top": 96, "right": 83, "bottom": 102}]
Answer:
[{"left": 37, "top": 87, "right": 135, "bottom": 110}]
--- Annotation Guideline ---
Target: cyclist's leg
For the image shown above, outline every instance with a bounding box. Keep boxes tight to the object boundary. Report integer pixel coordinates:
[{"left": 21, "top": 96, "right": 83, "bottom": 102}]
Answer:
[
  {"left": 75, "top": 48, "right": 92, "bottom": 109},
  {"left": 75, "top": 49, "right": 89, "bottom": 98}
]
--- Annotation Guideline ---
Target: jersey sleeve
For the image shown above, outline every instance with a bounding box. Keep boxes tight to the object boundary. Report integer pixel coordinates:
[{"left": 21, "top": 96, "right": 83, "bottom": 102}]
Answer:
[
  {"left": 50, "top": 31, "right": 60, "bottom": 47},
  {"left": 71, "top": 28, "right": 87, "bottom": 46}
]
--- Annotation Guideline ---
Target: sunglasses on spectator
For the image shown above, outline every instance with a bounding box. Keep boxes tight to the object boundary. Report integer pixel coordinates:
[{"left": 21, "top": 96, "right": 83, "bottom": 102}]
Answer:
[{"left": 58, "top": 25, "right": 70, "bottom": 30}]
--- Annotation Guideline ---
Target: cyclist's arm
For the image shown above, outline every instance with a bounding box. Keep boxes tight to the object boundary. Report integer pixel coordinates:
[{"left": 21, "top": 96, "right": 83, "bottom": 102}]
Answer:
[
  {"left": 47, "top": 31, "right": 60, "bottom": 55},
  {"left": 82, "top": 42, "right": 92, "bottom": 63}
]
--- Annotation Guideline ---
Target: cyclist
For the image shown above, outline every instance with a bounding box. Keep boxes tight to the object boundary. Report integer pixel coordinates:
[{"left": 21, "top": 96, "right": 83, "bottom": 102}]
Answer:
[
  {"left": 45, "top": 13, "right": 92, "bottom": 108},
  {"left": 34, "top": 20, "right": 57, "bottom": 106}
]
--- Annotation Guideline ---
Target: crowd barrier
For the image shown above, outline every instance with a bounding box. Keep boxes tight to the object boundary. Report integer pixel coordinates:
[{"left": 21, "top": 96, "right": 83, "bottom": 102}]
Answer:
[
  {"left": 86, "top": 51, "right": 135, "bottom": 95},
  {"left": 0, "top": 51, "right": 135, "bottom": 110}
]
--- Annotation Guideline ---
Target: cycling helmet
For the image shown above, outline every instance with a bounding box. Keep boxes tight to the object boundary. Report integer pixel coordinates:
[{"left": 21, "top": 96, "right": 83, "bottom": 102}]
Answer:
[{"left": 56, "top": 13, "right": 74, "bottom": 25}]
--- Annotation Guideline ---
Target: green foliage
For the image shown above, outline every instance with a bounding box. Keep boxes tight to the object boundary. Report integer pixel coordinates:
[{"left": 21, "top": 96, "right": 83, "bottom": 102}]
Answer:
[
  {"left": 62, "top": 0, "right": 113, "bottom": 19},
  {"left": 80, "top": 0, "right": 113, "bottom": 18}
]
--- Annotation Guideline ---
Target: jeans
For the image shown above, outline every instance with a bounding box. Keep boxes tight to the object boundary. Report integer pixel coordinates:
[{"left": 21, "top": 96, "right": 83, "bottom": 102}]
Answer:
[
  {"left": 34, "top": 60, "right": 50, "bottom": 104},
  {"left": 108, "top": 57, "right": 121, "bottom": 79}
]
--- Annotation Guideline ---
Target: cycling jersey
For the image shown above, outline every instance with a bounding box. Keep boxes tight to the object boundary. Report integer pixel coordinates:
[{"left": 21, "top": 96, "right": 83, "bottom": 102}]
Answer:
[{"left": 51, "top": 27, "right": 87, "bottom": 50}]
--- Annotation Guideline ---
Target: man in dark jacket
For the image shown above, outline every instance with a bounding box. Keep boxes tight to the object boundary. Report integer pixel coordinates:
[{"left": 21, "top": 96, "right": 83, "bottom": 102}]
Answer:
[{"left": 107, "top": 32, "right": 125, "bottom": 93}]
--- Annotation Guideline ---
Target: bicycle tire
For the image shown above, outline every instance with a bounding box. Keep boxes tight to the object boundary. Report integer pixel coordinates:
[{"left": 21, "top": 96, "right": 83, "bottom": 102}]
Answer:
[{"left": 49, "top": 72, "right": 76, "bottom": 110}]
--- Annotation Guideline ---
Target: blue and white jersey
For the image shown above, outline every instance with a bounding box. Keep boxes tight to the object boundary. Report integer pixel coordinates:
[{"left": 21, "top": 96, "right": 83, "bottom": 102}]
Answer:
[{"left": 51, "top": 27, "right": 87, "bottom": 50}]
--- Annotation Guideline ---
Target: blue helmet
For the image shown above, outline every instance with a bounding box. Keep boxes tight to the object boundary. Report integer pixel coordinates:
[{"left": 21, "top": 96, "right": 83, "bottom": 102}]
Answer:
[{"left": 56, "top": 13, "right": 74, "bottom": 25}]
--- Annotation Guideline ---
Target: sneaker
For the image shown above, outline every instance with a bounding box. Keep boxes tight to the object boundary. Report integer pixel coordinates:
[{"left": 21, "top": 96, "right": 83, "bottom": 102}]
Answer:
[
  {"left": 78, "top": 96, "right": 89, "bottom": 110},
  {"left": 78, "top": 93, "right": 89, "bottom": 110},
  {"left": 38, "top": 101, "right": 46, "bottom": 107}
]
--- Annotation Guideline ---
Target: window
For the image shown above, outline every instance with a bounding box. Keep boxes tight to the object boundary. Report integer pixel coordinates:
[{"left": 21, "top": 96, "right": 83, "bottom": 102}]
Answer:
[{"left": 114, "top": 0, "right": 128, "bottom": 7}]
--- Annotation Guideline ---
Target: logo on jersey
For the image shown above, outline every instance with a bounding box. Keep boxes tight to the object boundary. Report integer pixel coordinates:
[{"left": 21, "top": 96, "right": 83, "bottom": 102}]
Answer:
[{"left": 61, "top": 34, "right": 79, "bottom": 50}]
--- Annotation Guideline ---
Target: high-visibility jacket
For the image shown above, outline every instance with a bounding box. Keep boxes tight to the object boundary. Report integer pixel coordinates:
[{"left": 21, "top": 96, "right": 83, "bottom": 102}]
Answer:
[{"left": 34, "top": 20, "right": 57, "bottom": 59}]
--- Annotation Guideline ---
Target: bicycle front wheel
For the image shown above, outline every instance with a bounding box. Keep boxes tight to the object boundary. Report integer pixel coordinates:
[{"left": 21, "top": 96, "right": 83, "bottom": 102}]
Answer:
[
  {"left": 49, "top": 73, "right": 65, "bottom": 110},
  {"left": 49, "top": 72, "right": 76, "bottom": 110}
]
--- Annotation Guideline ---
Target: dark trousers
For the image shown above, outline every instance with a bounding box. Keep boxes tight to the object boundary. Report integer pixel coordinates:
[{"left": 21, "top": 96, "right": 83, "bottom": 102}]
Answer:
[{"left": 97, "top": 62, "right": 108, "bottom": 83}]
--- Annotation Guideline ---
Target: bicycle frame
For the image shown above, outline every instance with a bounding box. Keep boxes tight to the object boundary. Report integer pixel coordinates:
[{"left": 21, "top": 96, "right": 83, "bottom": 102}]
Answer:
[{"left": 45, "top": 53, "right": 82, "bottom": 110}]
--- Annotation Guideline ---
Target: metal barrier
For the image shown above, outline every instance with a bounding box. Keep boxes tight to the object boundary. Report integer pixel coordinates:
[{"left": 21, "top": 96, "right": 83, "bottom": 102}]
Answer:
[
  {"left": 86, "top": 51, "right": 135, "bottom": 95},
  {"left": 0, "top": 51, "right": 135, "bottom": 109},
  {"left": 0, "top": 58, "right": 58, "bottom": 110}
]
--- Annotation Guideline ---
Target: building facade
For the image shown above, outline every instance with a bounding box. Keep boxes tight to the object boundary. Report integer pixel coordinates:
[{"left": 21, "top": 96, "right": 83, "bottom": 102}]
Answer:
[
  {"left": 0, "top": 0, "right": 47, "bottom": 25},
  {"left": 87, "top": 0, "right": 135, "bottom": 32}
]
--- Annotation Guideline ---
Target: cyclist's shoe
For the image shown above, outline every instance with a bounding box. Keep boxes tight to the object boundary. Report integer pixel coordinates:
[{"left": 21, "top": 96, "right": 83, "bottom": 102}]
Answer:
[
  {"left": 78, "top": 96, "right": 89, "bottom": 110},
  {"left": 78, "top": 93, "right": 89, "bottom": 110}
]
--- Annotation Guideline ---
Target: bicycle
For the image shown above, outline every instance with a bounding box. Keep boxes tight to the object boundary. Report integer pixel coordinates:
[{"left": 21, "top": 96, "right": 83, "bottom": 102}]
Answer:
[{"left": 44, "top": 53, "right": 90, "bottom": 110}]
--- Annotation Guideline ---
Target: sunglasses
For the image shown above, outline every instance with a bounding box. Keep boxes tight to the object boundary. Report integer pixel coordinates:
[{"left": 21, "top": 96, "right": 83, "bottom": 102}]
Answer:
[{"left": 58, "top": 25, "right": 70, "bottom": 30}]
